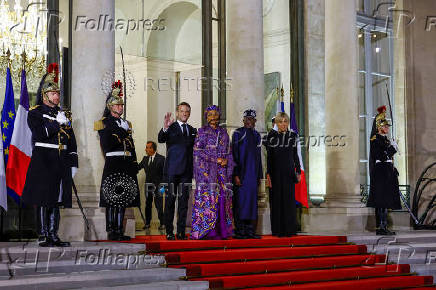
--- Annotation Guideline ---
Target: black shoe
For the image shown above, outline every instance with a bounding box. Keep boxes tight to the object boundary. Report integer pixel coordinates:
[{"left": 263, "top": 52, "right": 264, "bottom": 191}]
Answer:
[
  {"left": 39, "top": 237, "right": 55, "bottom": 247},
  {"left": 376, "top": 228, "right": 386, "bottom": 235},
  {"left": 52, "top": 237, "right": 71, "bottom": 247},
  {"left": 158, "top": 225, "right": 165, "bottom": 231},
  {"left": 245, "top": 224, "right": 261, "bottom": 239},
  {"left": 384, "top": 229, "right": 396, "bottom": 235},
  {"left": 176, "top": 233, "right": 187, "bottom": 240},
  {"left": 376, "top": 228, "right": 395, "bottom": 236},
  {"left": 108, "top": 232, "right": 119, "bottom": 241},
  {"left": 143, "top": 224, "right": 151, "bottom": 230},
  {"left": 166, "top": 234, "right": 175, "bottom": 240},
  {"left": 116, "top": 234, "right": 131, "bottom": 241},
  {"left": 233, "top": 233, "right": 248, "bottom": 239},
  {"left": 38, "top": 235, "right": 47, "bottom": 243},
  {"left": 247, "top": 233, "right": 261, "bottom": 239}
]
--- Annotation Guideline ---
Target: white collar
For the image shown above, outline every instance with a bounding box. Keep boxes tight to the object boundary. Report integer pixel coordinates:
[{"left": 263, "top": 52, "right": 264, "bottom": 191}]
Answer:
[{"left": 177, "top": 120, "right": 187, "bottom": 127}]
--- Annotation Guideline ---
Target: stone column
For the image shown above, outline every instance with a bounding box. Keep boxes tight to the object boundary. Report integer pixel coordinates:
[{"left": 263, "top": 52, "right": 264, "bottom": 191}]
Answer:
[
  {"left": 59, "top": 0, "right": 130, "bottom": 241},
  {"left": 302, "top": 0, "right": 367, "bottom": 233},
  {"left": 404, "top": 0, "right": 436, "bottom": 223},
  {"left": 305, "top": 0, "right": 326, "bottom": 201},
  {"left": 323, "top": 0, "right": 360, "bottom": 208},
  {"left": 227, "top": 0, "right": 265, "bottom": 131},
  {"left": 227, "top": 0, "right": 267, "bottom": 234}
]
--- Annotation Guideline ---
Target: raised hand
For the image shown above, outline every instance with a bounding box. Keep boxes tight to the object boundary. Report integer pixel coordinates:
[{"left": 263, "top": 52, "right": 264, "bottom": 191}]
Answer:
[{"left": 163, "top": 112, "right": 174, "bottom": 129}]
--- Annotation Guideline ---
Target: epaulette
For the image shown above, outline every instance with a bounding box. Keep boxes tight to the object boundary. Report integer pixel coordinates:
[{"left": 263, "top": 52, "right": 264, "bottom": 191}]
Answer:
[
  {"left": 93, "top": 117, "right": 106, "bottom": 131},
  {"left": 127, "top": 120, "right": 132, "bottom": 130},
  {"left": 370, "top": 135, "right": 377, "bottom": 142},
  {"left": 29, "top": 105, "right": 40, "bottom": 111}
]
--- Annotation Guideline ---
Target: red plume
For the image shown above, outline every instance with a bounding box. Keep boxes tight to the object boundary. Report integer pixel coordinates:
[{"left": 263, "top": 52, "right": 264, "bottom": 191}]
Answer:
[
  {"left": 377, "top": 105, "right": 386, "bottom": 114},
  {"left": 112, "top": 80, "right": 123, "bottom": 96},
  {"left": 47, "top": 63, "right": 59, "bottom": 83}
]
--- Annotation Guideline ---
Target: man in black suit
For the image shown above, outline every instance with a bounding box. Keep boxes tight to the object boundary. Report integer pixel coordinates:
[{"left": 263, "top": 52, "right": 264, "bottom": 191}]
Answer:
[
  {"left": 138, "top": 141, "right": 165, "bottom": 230},
  {"left": 158, "top": 102, "right": 197, "bottom": 240}
]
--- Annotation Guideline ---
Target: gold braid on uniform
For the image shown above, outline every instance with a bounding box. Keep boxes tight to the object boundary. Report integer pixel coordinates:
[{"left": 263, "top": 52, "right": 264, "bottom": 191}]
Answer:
[
  {"left": 93, "top": 118, "right": 106, "bottom": 131},
  {"left": 124, "top": 137, "right": 133, "bottom": 149},
  {"left": 112, "top": 134, "right": 122, "bottom": 144},
  {"left": 59, "top": 128, "right": 71, "bottom": 139}
]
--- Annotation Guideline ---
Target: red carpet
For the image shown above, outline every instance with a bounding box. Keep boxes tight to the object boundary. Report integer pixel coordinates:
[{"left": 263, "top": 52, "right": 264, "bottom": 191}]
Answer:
[{"left": 130, "top": 234, "right": 435, "bottom": 289}]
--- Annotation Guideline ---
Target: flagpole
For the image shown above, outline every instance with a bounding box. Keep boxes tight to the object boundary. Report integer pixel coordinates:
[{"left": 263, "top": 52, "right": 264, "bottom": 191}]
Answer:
[
  {"left": 0, "top": 208, "right": 4, "bottom": 241},
  {"left": 17, "top": 53, "right": 26, "bottom": 241}
]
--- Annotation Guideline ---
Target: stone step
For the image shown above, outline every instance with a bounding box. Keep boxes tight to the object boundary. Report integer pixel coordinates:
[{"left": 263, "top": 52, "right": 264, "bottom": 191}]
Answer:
[
  {"left": 86, "top": 280, "right": 209, "bottom": 290},
  {"left": 411, "top": 264, "right": 436, "bottom": 281},
  {"left": 347, "top": 232, "right": 436, "bottom": 246},
  {"left": 387, "top": 253, "right": 431, "bottom": 265},
  {"left": 0, "top": 267, "right": 186, "bottom": 290},
  {"left": 0, "top": 253, "right": 164, "bottom": 278},
  {"left": 371, "top": 242, "right": 436, "bottom": 255},
  {"left": 0, "top": 242, "right": 146, "bottom": 262}
]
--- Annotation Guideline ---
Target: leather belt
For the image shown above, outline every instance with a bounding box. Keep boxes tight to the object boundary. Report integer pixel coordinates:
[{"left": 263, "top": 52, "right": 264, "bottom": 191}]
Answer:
[
  {"left": 35, "top": 142, "right": 67, "bottom": 150},
  {"left": 376, "top": 160, "right": 392, "bottom": 163},
  {"left": 106, "top": 151, "right": 132, "bottom": 157}
]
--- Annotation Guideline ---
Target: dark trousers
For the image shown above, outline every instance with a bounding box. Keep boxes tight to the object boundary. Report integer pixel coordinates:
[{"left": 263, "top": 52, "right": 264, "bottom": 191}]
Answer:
[
  {"left": 144, "top": 184, "right": 164, "bottom": 226},
  {"left": 164, "top": 173, "right": 191, "bottom": 235}
]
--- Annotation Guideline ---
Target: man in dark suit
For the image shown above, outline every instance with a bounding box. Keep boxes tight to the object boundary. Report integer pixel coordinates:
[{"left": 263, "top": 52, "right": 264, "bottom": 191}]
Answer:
[
  {"left": 138, "top": 141, "right": 165, "bottom": 230},
  {"left": 158, "top": 102, "right": 197, "bottom": 240}
]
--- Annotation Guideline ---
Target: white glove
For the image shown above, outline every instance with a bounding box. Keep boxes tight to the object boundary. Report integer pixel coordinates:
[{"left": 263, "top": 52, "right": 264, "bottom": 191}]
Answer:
[
  {"left": 72, "top": 167, "right": 78, "bottom": 178},
  {"left": 56, "top": 111, "right": 69, "bottom": 125},
  {"left": 117, "top": 119, "right": 130, "bottom": 131},
  {"left": 390, "top": 139, "right": 399, "bottom": 152}
]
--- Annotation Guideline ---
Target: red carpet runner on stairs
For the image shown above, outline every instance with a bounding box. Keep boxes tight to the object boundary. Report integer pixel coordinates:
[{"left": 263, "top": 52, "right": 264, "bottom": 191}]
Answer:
[{"left": 128, "top": 235, "right": 435, "bottom": 289}]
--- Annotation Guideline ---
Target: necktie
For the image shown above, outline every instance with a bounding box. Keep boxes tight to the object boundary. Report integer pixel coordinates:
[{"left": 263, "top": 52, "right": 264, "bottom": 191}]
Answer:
[
  {"left": 182, "top": 123, "right": 188, "bottom": 137},
  {"left": 148, "top": 156, "right": 153, "bottom": 166}
]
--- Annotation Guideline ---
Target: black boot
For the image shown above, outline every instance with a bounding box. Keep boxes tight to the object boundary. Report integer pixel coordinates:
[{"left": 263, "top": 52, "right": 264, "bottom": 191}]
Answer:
[
  {"left": 115, "top": 207, "right": 131, "bottom": 241},
  {"left": 382, "top": 208, "right": 395, "bottom": 235},
  {"left": 41, "top": 208, "right": 70, "bottom": 247},
  {"left": 37, "top": 207, "right": 49, "bottom": 244},
  {"left": 375, "top": 207, "right": 380, "bottom": 229},
  {"left": 106, "top": 207, "right": 118, "bottom": 241},
  {"left": 376, "top": 208, "right": 395, "bottom": 236}
]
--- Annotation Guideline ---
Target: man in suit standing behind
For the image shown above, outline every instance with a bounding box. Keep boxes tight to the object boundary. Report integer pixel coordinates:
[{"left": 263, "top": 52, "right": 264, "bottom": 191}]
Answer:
[
  {"left": 138, "top": 141, "right": 165, "bottom": 230},
  {"left": 158, "top": 102, "right": 197, "bottom": 240}
]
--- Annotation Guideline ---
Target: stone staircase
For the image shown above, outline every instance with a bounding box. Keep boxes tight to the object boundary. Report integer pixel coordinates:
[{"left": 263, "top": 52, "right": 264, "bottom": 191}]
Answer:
[
  {"left": 347, "top": 230, "right": 436, "bottom": 281},
  {"left": 0, "top": 241, "right": 208, "bottom": 289}
]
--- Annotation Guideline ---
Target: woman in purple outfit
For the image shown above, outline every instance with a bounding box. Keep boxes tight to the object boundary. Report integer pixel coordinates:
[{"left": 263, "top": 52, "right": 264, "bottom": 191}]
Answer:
[{"left": 191, "top": 105, "right": 234, "bottom": 240}]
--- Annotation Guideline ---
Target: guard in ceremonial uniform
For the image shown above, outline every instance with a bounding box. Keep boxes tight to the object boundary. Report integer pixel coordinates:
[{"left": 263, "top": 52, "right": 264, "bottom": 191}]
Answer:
[
  {"left": 94, "top": 81, "right": 139, "bottom": 241},
  {"left": 367, "top": 106, "right": 401, "bottom": 235},
  {"left": 22, "top": 63, "right": 78, "bottom": 247}
]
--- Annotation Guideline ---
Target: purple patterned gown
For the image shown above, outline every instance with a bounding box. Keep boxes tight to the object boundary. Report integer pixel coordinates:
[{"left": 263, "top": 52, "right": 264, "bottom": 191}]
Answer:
[{"left": 191, "top": 125, "right": 234, "bottom": 240}]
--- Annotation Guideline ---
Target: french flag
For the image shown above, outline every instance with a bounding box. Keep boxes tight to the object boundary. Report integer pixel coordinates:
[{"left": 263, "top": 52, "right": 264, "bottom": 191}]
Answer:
[
  {"left": 290, "top": 101, "right": 309, "bottom": 208},
  {"left": 6, "top": 70, "right": 32, "bottom": 200}
]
